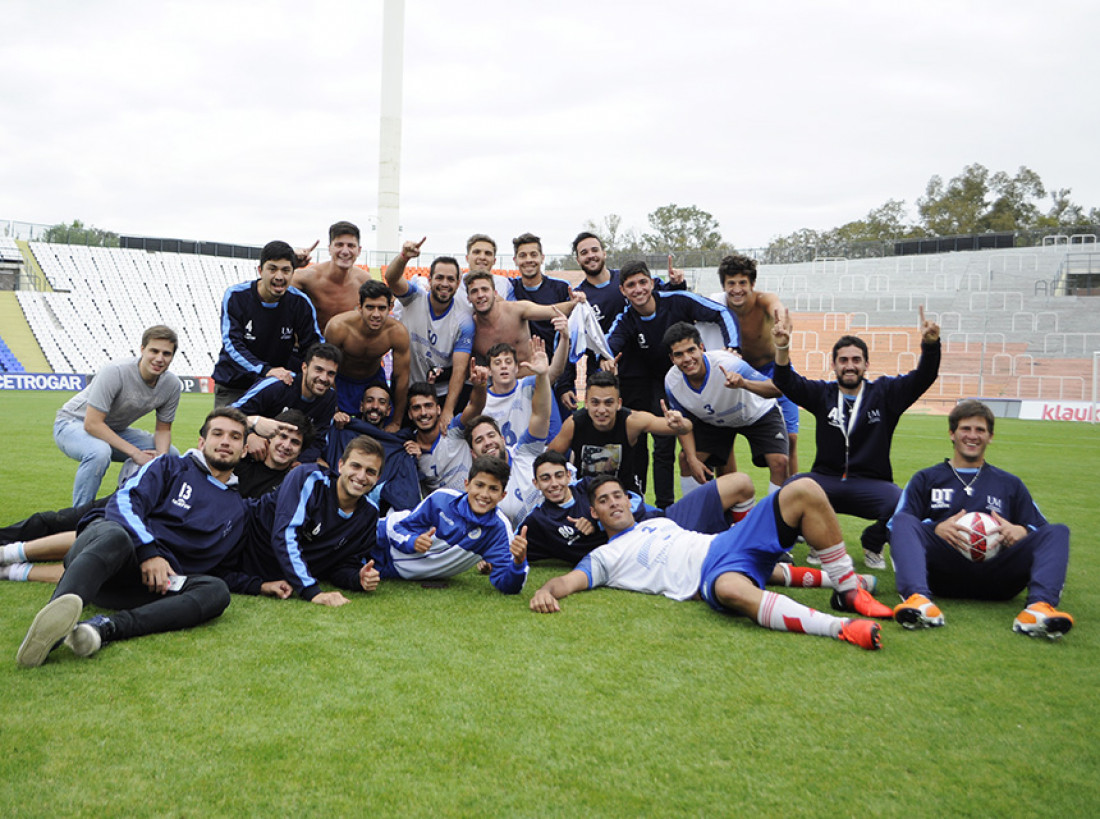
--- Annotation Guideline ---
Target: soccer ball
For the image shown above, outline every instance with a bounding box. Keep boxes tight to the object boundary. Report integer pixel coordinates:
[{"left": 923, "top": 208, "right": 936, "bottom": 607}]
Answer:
[{"left": 955, "top": 511, "right": 1003, "bottom": 562}]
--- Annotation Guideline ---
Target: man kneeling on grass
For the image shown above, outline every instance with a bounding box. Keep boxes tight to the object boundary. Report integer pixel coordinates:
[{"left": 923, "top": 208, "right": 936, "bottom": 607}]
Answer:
[
  {"left": 528, "top": 474, "right": 894, "bottom": 650},
  {"left": 371, "top": 456, "right": 529, "bottom": 594},
  {"left": 16, "top": 409, "right": 285, "bottom": 668}
]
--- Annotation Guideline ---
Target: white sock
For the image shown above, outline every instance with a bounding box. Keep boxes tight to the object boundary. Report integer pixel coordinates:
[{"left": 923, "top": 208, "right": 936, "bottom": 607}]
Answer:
[
  {"left": 811, "top": 542, "right": 858, "bottom": 593},
  {"left": 1, "top": 563, "right": 32, "bottom": 581},
  {"left": 1, "top": 542, "right": 27, "bottom": 564},
  {"left": 680, "top": 475, "right": 704, "bottom": 496},
  {"left": 767, "top": 482, "right": 782, "bottom": 495},
  {"left": 756, "top": 590, "right": 844, "bottom": 638}
]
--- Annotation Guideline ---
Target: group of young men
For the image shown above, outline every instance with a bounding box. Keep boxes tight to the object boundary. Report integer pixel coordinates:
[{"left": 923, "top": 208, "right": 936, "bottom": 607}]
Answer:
[{"left": 8, "top": 221, "right": 1074, "bottom": 668}]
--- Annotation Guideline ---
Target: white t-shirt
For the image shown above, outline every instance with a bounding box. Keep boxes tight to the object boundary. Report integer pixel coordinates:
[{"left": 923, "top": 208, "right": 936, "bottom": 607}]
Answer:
[
  {"left": 416, "top": 421, "right": 472, "bottom": 493},
  {"left": 664, "top": 350, "right": 776, "bottom": 428},
  {"left": 578, "top": 517, "right": 712, "bottom": 601},
  {"left": 394, "top": 280, "right": 475, "bottom": 396},
  {"left": 497, "top": 434, "right": 548, "bottom": 527}
]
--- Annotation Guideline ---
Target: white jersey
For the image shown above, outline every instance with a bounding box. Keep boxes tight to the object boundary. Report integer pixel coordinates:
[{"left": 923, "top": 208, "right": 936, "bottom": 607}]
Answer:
[
  {"left": 578, "top": 517, "right": 712, "bottom": 600},
  {"left": 483, "top": 375, "right": 561, "bottom": 447},
  {"left": 497, "top": 435, "right": 548, "bottom": 527},
  {"left": 416, "top": 421, "right": 472, "bottom": 493},
  {"left": 394, "top": 280, "right": 475, "bottom": 396},
  {"left": 665, "top": 350, "right": 776, "bottom": 428}
]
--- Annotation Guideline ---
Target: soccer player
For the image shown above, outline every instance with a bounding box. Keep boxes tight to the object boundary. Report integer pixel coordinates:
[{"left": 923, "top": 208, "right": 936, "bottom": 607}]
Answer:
[
  {"left": 260, "top": 435, "right": 385, "bottom": 607},
  {"left": 292, "top": 221, "right": 374, "bottom": 332},
  {"left": 212, "top": 240, "right": 323, "bottom": 407},
  {"left": 372, "top": 456, "right": 528, "bottom": 594},
  {"left": 324, "top": 280, "right": 411, "bottom": 423},
  {"left": 483, "top": 334, "right": 568, "bottom": 446},
  {"left": 2, "top": 412, "right": 311, "bottom": 586},
  {"left": 466, "top": 270, "right": 580, "bottom": 365},
  {"left": 710, "top": 254, "right": 801, "bottom": 474},
  {"left": 233, "top": 342, "right": 340, "bottom": 463},
  {"left": 53, "top": 325, "right": 182, "bottom": 507},
  {"left": 662, "top": 323, "right": 789, "bottom": 493},
  {"left": 528, "top": 474, "right": 893, "bottom": 651},
  {"left": 601, "top": 260, "right": 739, "bottom": 507},
  {"left": 404, "top": 382, "right": 475, "bottom": 495},
  {"left": 771, "top": 306, "right": 941, "bottom": 569},
  {"left": 15, "top": 409, "right": 283, "bottom": 668},
  {"left": 889, "top": 400, "right": 1073, "bottom": 638},
  {"left": 508, "top": 232, "right": 572, "bottom": 350},
  {"left": 384, "top": 237, "right": 474, "bottom": 429},
  {"left": 547, "top": 370, "right": 696, "bottom": 496}
]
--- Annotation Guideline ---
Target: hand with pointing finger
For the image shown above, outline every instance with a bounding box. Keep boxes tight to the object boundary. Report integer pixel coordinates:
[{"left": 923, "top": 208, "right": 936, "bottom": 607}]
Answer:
[
  {"left": 919, "top": 304, "right": 940, "bottom": 343},
  {"left": 667, "top": 254, "right": 685, "bottom": 286},
  {"left": 295, "top": 239, "right": 320, "bottom": 267},
  {"left": 718, "top": 364, "right": 745, "bottom": 390},
  {"left": 402, "top": 236, "right": 426, "bottom": 262},
  {"left": 660, "top": 399, "right": 688, "bottom": 434}
]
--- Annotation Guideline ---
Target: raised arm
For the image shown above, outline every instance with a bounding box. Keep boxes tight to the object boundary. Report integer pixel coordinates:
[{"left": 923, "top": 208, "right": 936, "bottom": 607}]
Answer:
[
  {"left": 384, "top": 237, "right": 426, "bottom": 298},
  {"left": 772, "top": 307, "right": 792, "bottom": 367},
  {"left": 518, "top": 337, "right": 552, "bottom": 440}
]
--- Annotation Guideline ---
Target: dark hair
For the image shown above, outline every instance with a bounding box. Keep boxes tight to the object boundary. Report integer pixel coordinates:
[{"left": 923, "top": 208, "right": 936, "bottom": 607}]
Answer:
[
  {"left": 260, "top": 241, "right": 298, "bottom": 269},
  {"left": 831, "top": 335, "right": 869, "bottom": 362},
  {"left": 532, "top": 449, "right": 569, "bottom": 479},
  {"left": 468, "top": 454, "right": 510, "bottom": 487},
  {"left": 463, "top": 414, "right": 502, "bottom": 447},
  {"left": 200, "top": 407, "right": 248, "bottom": 438},
  {"left": 949, "top": 400, "right": 995, "bottom": 435},
  {"left": 662, "top": 321, "right": 702, "bottom": 352},
  {"left": 341, "top": 434, "right": 385, "bottom": 464},
  {"left": 487, "top": 343, "right": 517, "bottom": 363},
  {"left": 620, "top": 260, "right": 651, "bottom": 284},
  {"left": 359, "top": 279, "right": 394, "bottom": 306},
  {"left": 585, "top": 370, "right": 620, "bottom": 391},
  {"left": 512, "top": 232, "right": 543, "bottom": 254},
  {"left": 274, "top": 408, "right": 314, "bottom": 450},
  {"left": 466, "top": 234, "right": 497, "bottom": 253},
  {"left": 572, "top": 231, "right": 602, "bottom": 255},
  {"left": 717, "top": 254, "right": 758, "bottom": 286},
  {"left": 586, "top": 474, "right": 626, "bottom": 503},
  {"left": 141, "top": 324, "right": 178, "bottom": 352},
  {"left": 329, "top": 221, "right": 360, "bottom": 242},
  {"left": 429, "top": 256, "right": 461, "bottom": 278},
  {"left": 464, "top": 270, "right": 496, "bottom": 292},
  {"left": 303, "top": 342, "right": 342, "bottom": 367},
  {"left": 407, "top": 381, "right": 439, "bottom": 403}
]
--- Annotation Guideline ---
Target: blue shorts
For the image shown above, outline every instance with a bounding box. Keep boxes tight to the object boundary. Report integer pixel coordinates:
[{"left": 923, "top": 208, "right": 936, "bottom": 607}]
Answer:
[
  {"left": 757, "top": 362, "right": 800, "bottom": 435},
  {"left": 664, "top": 480, "right": 730, "bottom": 534},
  {"left": 335, "top": 370, "right": 390, "bottom": 415},
  {"left": 698, "top": 494, "right": 788, "bottom": 612}
]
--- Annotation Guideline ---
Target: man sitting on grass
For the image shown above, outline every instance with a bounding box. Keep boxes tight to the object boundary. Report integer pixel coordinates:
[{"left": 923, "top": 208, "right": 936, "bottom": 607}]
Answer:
[
  {"left": 528, "top": 474, "right": 894, "bottom": 651},
  {"left": 16, "top": 409, "right": 288, "bottom": 668},
  {"left": 371, "top": 456, "right": 529, "bottom": 594},
  {"left": 889, "top": 400, "right": 1073, "bottom": 639}
]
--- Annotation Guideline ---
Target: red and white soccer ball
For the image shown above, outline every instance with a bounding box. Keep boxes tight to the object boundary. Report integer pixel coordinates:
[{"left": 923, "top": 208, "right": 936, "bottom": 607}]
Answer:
[{"left": 955, "top": 511, "right": 1003, "bottom": 562}]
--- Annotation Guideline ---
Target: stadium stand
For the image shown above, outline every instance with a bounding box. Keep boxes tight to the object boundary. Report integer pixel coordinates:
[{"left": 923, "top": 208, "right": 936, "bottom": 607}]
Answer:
[
  {"left": 0, "top": 334, "right": 25, "bottom": 372},
  {"left": 0, "top": 237, "right": 22, "bottom": 263}
]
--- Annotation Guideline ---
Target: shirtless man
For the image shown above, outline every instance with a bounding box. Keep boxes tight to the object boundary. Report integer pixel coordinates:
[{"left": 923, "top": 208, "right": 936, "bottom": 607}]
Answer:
[
  {"left": 712, "top": 254, "right": 799, "bottom": 475},
  {"left": 293, "top": 221, "right": 374, "bottom": 332},
  {"left": 324, "top": 279, "right": 411, "bottom": 428},
  {"left": 466, "top": 270, "right": 580, "bottom": 364}
]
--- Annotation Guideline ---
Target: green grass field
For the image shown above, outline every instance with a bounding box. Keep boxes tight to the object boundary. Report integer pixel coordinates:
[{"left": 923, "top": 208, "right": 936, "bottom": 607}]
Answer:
[{"left": 1, "top": 391, "right": 1098, "bottom": 817}]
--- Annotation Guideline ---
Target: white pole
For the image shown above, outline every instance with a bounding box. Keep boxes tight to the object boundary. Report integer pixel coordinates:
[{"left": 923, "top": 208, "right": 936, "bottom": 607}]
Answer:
[{"left": 377, "top": 0, "right": 405, "bottom": 258}]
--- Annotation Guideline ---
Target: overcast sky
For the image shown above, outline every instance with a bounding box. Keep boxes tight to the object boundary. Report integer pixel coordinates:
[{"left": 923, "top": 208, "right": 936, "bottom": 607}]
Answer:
[{"left": 2, "top": 0, "right": 1098, "bottom": 259}]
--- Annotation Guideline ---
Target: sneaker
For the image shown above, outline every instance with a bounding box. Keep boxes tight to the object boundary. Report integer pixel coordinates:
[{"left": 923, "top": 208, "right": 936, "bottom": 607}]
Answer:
[
  {"left": 16, "top": 594, "right": 83, "bottom": 668},
  {"left": 1012, "top": 602, "right": 1074, "bottom": 640},
  {"left": 858, "top": 574, "right": 878, "bottom": 594},
  {"left": 65, "top": 615, "right": 111, "bottom": 658},
  {"left": 838, "top": 619, "right": 883, "bottom": 651},
  {"left": 863, "top": 548, "right": 886, "bottom": 570},
  {"left": 805, "top": 550, "right": 821, "bottom": 566},
  {"left": 831, "top": 587, "right": 894, "bottom": 619},
  {"left": 893, "top": 594, "right": 945, "bottom": 629}
]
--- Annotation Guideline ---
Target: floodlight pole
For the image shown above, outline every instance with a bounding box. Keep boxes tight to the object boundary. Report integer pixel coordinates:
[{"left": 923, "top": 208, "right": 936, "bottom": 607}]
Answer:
[{"left": 377, "top": 0, "right": 405, "bottom": 257}]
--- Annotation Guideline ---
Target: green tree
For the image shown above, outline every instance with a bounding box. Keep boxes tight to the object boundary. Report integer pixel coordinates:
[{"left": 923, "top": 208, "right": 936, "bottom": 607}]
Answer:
[
  {"left": 917, "top": 163, "right": 992, "bottom": 235},
  {"left": 642, "top": 204, "right": 723, "bottom": 252},
  {"left": 41, "top": 219, "right": 119, "bottom": 247}
]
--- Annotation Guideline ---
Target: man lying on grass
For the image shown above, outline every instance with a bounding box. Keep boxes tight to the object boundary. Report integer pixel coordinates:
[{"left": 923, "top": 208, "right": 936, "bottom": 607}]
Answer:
[
  {"left": 520, "top": 451, "right": 878, "bottom": 596},
  {"left": 528, "top": 474, "right": 894, "bottom": 651},
  {"left": 371, "top": 456, "right": 529, "bottom": 594}
]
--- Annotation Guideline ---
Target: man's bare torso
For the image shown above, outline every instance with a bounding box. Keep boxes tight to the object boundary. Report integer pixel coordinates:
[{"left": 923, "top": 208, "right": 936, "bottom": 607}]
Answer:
[{"left": 293, "top": 263, "right": 373, "bottom": 332}]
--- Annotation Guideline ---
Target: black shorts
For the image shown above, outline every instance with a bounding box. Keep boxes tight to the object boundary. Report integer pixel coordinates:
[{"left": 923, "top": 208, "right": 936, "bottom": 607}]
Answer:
[{"left": 693, "top": 407, "right": 789, "bottom": 468}]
